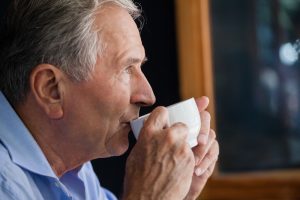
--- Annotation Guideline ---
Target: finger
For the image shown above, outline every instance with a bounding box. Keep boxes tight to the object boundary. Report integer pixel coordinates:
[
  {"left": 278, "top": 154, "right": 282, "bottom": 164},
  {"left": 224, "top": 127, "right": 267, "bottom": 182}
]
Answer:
[
  {"left": 206, "top": 161, "right": 217, "bottom": 177},
  {"left": 196, "top": 159, "right": 217, "bottom": 179},
  {"left": 142, "top": 106, "right": 170, "bottom": 133},
  {"left": 167, "top": 122, "right": 190, "bottom": 145},
  {"left": 194, "top": 140, "right": 219, "bottom": 176},
  {"left": 161, "top": 122, "right": 192, "bottom": 160},
  {"left": 162, "top": 122, "right": 189, "bottom": 152},
  {"left": 195, "top": 96, "right": 209, "bottom": 112},
  {"left": 198, "top": 111, "right": 211, "bottom": 145},
  {"left": 193, "top": 129, "right": 216, "bottom": 165}
]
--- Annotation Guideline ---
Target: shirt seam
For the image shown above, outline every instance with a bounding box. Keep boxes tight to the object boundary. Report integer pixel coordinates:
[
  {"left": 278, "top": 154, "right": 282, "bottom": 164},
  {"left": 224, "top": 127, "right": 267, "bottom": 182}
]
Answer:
[
  {"left": 1, "top": 183, "right": 19, "bottom": 200},
  {"left": 0, "top": 162, "right": 19, "bottom": 200}
]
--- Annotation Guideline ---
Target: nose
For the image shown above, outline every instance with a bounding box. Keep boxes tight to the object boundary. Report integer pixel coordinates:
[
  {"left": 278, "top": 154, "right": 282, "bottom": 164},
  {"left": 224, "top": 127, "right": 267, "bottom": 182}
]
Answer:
[{"left": 131, "top": 72, "right": 156, "bottom": 107}]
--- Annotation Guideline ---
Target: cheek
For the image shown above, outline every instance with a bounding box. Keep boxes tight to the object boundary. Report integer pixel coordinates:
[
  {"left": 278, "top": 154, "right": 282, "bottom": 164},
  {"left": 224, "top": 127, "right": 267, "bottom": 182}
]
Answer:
[
  {"left": 96, "top": 85, "right": 131, "bottom": 120},
  {"left": 118, "top": 72, "right": 131, "bottom": 85},
  {"left": 107, "top": 81, "right": 132, "bottom": 106},
  {"left": 81, "top": 75, "right": 132, "bottom": 122}
]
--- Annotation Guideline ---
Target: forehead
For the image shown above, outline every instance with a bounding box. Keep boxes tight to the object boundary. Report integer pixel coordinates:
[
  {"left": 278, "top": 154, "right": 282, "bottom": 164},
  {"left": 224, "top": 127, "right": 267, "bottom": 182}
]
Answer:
[{"left": 94, "top": 4, "right": 144, "bottom": 55}]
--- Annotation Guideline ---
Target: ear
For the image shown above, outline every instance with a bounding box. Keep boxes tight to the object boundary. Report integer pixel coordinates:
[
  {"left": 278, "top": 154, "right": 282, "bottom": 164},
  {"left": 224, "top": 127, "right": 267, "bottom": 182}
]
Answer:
[{"left": 29, "top": 64, "right": 65, "bottom": 119}]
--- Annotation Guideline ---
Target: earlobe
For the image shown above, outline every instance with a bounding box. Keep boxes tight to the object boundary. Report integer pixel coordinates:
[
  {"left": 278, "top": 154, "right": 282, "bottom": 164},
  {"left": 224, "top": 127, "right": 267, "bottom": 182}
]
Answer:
[{"left": 30, "top": 64, "right": 64, "bottom": 119}]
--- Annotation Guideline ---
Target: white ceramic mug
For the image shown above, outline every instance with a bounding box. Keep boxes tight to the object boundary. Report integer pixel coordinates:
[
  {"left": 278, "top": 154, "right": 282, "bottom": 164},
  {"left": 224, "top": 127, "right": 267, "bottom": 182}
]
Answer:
[{"left": 130, "top": 98, "right": 201, "bottom": 147}]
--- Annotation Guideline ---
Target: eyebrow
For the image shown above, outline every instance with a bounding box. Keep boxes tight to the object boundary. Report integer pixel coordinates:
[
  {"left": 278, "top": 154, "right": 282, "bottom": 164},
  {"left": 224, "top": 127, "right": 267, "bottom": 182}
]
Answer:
[{"left": 124, "top": 56, "right": 148, "bottom": 66}]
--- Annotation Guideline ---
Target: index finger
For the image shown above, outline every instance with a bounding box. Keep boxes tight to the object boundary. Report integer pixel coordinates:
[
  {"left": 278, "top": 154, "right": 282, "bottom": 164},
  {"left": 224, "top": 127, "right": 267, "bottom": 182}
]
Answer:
[{"left": 143, "top": 106, "right": 170, "bottom": 132}]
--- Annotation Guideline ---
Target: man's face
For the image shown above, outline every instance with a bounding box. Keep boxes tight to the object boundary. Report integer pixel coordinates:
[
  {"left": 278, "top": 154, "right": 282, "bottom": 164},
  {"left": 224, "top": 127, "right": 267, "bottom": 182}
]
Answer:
[{"left": 62, "top": 4, "right": 155, "bottom": 158}]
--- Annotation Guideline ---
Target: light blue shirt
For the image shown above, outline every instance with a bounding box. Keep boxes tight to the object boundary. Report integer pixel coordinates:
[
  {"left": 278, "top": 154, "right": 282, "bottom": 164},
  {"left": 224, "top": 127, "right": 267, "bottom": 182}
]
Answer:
[{"left": 0, "top": 92, "right": 117, "bottom": 200}]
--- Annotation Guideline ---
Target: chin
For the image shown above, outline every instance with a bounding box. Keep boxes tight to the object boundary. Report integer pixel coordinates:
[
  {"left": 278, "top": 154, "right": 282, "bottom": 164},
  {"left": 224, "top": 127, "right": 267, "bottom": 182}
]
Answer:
[
  {"left": 104, "top": 126, "right": 131, "bottom": 156},
  {"left": 107, "top": 135, "right": 130, "bottom": 156},
  {"left": 111, "top": 142, "right": 129, "bottom": 156}
]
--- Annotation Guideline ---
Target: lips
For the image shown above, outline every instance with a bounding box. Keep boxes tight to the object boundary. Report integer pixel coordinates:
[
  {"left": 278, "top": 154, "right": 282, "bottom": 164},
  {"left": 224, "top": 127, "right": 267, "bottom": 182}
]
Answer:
[
  {"left": 121, "top": 114, "right": 139, "bottom": 124},
  {"left": 121, "top": 116, "right": 138, "bottom": 133},
  {"left": 121, "top": 122, "right": 131, "bottom": 126},
  {"left": 121, "top": 121, "right": 133, "bottom": 132}
]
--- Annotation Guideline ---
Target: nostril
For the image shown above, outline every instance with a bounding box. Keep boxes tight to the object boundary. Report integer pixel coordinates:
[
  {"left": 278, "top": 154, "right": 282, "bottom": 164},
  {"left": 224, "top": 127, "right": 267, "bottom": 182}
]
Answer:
[
  {"left": 141, "top": 94, "right": 156, "bottom": 107},
  {"left": 136, "top": 101, "right": 149, "bottom": 107},
  {"left": 131, "top": 92, "right": 156, "bottom": 107}
]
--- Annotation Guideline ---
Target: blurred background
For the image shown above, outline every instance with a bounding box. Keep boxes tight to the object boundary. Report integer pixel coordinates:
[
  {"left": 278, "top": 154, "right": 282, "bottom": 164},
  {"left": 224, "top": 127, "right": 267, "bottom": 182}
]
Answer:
[
  {"left": 212, "top": 0, "right": 300, "bottom": 173},
  {"left": 2, "top": 0, "right": 300, "bottom": 199}
]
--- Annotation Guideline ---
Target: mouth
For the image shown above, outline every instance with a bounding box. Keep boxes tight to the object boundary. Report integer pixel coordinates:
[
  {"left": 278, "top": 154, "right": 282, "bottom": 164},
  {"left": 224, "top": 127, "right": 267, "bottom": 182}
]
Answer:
[
  {"left": 120, "top": 112, "right": 140, "bottom": 130},
  {"left": 122, "top": 122, "right": 131, "bottom": 126},
  {"left": 121, "top": 120, "right": 135, "bottom": 132},
  {"left": 121, "top": 115, "right": 139, "bottom": 124},
  {"left": 120, "top": 123, "right": 132, "bottom": 135}
]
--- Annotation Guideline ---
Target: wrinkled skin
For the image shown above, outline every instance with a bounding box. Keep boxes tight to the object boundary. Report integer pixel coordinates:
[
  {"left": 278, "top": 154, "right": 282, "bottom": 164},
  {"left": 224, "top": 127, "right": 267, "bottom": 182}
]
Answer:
[
  {"left": 21, "top": 2, "right": 219, "bottom": 198},
  {"left": 123, "top": 97, "right": 219, "bottom": 200}
]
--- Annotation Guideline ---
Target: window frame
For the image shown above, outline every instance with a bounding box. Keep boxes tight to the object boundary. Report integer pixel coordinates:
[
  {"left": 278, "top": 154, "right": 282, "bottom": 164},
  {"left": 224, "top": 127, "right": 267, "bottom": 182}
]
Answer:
[{"left": 175, "top": 0, "right": 300, "bottom": 199}]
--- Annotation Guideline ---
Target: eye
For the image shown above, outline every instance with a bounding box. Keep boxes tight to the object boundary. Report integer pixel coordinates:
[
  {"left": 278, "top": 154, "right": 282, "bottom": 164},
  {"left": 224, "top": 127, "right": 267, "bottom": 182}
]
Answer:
[{"left": 124, "top": 66, "right": 134, "bottom": 74}]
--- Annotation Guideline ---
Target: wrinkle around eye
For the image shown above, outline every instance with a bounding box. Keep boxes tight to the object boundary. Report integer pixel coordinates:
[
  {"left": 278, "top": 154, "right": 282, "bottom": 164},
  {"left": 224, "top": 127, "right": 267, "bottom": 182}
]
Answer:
[{"left": 117, "top": 66, "right": 133, "bottom": 84}]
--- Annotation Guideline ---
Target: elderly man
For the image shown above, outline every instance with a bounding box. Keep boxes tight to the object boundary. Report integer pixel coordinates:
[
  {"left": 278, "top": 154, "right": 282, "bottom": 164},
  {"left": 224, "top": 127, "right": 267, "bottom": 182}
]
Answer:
[{"left": 0, "top": 0, "right": 219, "bottom": 199}]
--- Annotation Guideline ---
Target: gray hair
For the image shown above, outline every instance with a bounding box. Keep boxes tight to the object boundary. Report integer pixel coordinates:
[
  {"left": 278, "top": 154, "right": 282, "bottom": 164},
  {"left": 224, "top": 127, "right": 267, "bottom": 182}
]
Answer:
[{"left": 0, "top": 0, "right": 142, "bottom": 105}]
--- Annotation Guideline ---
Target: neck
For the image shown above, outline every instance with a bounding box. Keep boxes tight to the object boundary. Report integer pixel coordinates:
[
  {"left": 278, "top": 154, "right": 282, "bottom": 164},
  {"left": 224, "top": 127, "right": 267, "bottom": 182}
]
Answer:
[
  {"left": 32, "top": 131, "right": 84, "bottom": 177},
  {"left": 15, "top": 99, "right": 88, "bottom": 177}
]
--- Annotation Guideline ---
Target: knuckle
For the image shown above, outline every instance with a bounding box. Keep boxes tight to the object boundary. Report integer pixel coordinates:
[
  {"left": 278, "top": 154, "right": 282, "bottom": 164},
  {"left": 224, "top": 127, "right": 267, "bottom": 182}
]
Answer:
[
  {"left": 174, "top": 122, "right": 189, "bottom": 132},
  {"left": 141, "top": 124, "right": 154, "bottom": 136},
  {"left": 210, "top": 129, "right": 216, "bottom": 139},
  {"left": 201, "top": 111, "right": 211, "bottom": 121},
  {"left": 205, "top": 154, "right": 213, "bottom": 163},
  {"left": 181, "top": 144, "right": 191, "bottom": 156},
  {"left": 206, "top": 167, "right": 211, "bottom": 175},
  {"left": 155, "top": 106, "right": 168, "bottom": 116},
  {"left": 206, "top": 167, "right": 213, "bottom": 176},
  {"left": 165, "top": 129, "right": 176, "bottom": 144},
  {"left": 170, "top": 123, "right": 189, "bottom": 140},
  {"left": 208, "top": 147, "right": 219, "bottom": 161}
]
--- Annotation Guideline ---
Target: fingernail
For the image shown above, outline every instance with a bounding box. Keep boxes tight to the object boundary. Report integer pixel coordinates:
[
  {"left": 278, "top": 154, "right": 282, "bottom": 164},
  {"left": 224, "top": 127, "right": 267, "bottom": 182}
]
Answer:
[{"left": 195, "top": 168, "right": 203, "bottom": 176}]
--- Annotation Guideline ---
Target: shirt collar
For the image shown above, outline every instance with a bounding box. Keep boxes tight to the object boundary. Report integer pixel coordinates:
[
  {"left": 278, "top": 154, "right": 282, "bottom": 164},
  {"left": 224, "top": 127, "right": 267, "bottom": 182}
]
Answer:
[{"left": 0, "top": 92, "right": 57, "bottom": 178}]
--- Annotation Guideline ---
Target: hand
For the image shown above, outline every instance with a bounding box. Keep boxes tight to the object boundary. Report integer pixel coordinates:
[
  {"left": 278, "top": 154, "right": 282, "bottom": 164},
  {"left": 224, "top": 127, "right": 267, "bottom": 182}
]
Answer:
[
  {"left": 184, "top": 97, "right": 219, "bottom": 200},
  {"left": 123, "top": 106, "right": 195, "bottom": 200}
]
